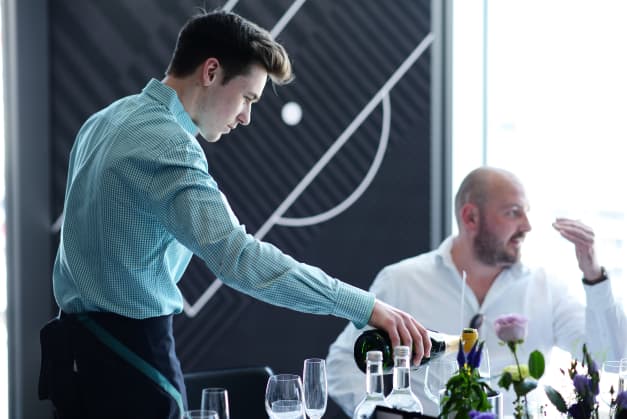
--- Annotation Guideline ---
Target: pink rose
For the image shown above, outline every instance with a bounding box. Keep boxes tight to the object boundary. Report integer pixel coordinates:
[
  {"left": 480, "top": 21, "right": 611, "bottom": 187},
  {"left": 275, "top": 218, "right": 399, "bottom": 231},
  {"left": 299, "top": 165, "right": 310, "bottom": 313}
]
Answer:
[{"left": 494, "top": 314, "right": 528, "bottom": 343}]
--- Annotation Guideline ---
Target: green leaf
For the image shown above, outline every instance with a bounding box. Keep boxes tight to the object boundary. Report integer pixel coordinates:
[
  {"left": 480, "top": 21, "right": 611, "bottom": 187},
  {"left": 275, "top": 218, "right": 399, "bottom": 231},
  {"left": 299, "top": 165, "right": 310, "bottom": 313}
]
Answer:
[
  {"left": 513, "top": 377, "right": 537, "bottom": 396},
  {"left": 447, "top": 374, "right": 466, "bottom": 387},
  {"left": 528, "top": 350, "right": 545, "bottom": 379},
  {"left": 544, "top": 385, "right": 568, "bottom": 413},
  {"left": 498, "top": 371, "right": 513, "bottom": 390}
]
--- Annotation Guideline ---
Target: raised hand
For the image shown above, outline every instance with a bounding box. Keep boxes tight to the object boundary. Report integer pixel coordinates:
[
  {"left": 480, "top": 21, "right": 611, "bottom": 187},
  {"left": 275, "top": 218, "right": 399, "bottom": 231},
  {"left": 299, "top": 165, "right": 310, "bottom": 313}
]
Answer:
[{"left": 552, "top": 217, "right": 602, "bottom": 281}]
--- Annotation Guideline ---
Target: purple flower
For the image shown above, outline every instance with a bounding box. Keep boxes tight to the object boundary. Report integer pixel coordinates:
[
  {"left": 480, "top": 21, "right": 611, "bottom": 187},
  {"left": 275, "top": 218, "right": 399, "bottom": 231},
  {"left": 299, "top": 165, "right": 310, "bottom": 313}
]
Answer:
[
  {"left": 456, "top": 341, "right": 465, "bottom": 369},
  {"left": 573, "top": 374, "right": 589, "bottom": 395},
  {"left": 567, "top": 401, "right": 590, "bottom": 419},
  {"left": 590, "top": 376, "right": 599, "bottom": 396},
  {"left": 493, "top": 314, "right": 528, "bottom": 343},
  {"left": 467, "top": 341, "right": 484, "bottom": 369},
  {"left": 588, "top": 360, "right": 598, "bottom": 374},
  {"left": 617, "top": 390, "right": 627, "bottom": 410},
  {"left": 469, "top": 410, "right": 496, "bottom": 419}
]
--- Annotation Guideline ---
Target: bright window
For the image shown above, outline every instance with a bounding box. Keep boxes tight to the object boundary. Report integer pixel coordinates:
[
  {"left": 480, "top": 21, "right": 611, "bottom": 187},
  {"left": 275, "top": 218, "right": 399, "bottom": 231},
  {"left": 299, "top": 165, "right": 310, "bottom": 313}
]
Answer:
[
  {"left": 452, "top": 0, "right": 627, "bottom": 298},
  {"left": 451, "top": 0, "right": 627, "bottom": 387}
]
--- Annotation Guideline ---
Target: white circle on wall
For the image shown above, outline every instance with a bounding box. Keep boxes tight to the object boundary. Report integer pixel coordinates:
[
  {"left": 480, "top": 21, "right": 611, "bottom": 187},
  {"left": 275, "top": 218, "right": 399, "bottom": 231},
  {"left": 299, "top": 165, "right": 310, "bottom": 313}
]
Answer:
[{"left": 281, "top": 101, "right": 302, "bottom": 126}]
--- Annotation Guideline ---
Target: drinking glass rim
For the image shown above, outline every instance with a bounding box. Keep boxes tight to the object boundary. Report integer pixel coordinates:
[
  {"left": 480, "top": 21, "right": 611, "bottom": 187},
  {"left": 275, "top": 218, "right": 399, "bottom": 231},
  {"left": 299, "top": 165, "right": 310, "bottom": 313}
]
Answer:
[
  {"left": 304, "top": 358, "right": 325, "bottom": 364},
  {"left": 183, "top": 409, "right": 219, "bottom": 418},
  {"left": 202, "top": 387, "right": 227, "bottom": 393},
  {"left": 271, "top": 373, "right": 301, "bottom": 381}
]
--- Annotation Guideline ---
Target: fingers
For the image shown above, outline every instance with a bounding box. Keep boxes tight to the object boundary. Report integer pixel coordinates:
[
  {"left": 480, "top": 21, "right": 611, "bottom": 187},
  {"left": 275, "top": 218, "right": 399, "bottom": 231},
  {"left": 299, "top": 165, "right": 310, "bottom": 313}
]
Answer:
[
  {"left": 414, "top": 320, "right": 431, "bottom": 366},
  {"left": 553, "top": 218, "right": 601, "bottom": 278},
  {"left": 553, "top": 218, "right": 595, "bottom": 247},
  {"left": 368, "top": 299, "right": 431, "bottom": 366}
]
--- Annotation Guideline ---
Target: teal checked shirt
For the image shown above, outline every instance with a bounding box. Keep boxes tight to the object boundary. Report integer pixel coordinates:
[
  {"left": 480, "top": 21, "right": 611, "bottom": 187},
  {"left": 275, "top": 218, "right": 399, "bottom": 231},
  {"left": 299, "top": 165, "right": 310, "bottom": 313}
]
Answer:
[{"left": 53, "top": 79, "right": 375, "bottom": 328}]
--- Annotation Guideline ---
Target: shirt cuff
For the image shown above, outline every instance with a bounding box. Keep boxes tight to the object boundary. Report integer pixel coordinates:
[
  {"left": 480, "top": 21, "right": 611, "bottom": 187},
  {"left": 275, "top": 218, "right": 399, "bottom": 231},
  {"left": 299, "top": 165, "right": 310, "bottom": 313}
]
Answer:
[
  {"left": 584, "top": 277, "right": 615, "bottom": 307},
  {"left": 332, "top": 282, "right": 376, "bottom": 329}
]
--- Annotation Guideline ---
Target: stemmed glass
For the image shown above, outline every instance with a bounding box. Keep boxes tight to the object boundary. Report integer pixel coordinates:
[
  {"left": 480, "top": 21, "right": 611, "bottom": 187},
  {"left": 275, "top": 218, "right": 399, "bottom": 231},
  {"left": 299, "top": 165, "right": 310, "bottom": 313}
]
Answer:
[
  {"left": 600, "top": 361, "right": 621, "bottom": 409},
  {"left": 478, "top": 345, "right": 491, "bottom": 385},
  {"left": 620, "top": 358, "right": 627, "bottom": 394},
  {"left": 201, "top": 387, "right": 230, "bottom": 419},
  {"left": 183, "top": 410, "right": 219, "bottom": 419},
  {"left": 302, "top": 358, "right": 328, "bottom": 419},
  {"left": 424, "top": 358, "right": 458, "bottom": 412},
  {"left": 265, "top": 374, "right": 305, "bottom": 419}
]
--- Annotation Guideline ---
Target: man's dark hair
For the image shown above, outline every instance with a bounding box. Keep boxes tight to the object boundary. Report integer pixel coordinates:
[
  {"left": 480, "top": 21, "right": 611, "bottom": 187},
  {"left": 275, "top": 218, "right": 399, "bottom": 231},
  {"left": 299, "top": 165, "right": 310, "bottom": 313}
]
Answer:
[{"left": 166, "top": 10, "right": 293, "bottom": 85}]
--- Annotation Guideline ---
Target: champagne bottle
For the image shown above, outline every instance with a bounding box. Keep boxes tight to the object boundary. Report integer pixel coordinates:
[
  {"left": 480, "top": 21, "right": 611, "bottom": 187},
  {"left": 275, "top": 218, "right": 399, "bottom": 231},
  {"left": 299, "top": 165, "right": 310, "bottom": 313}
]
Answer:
[{"left": 353, "top": 327, "right": 478, "bottom": 374}]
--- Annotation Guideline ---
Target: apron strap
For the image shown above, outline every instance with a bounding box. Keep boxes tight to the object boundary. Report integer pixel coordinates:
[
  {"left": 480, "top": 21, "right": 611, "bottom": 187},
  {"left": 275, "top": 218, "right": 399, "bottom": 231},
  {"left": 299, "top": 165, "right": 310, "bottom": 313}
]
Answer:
[{"left": 76, "top": 314, "right": 185, "bottom": 416}]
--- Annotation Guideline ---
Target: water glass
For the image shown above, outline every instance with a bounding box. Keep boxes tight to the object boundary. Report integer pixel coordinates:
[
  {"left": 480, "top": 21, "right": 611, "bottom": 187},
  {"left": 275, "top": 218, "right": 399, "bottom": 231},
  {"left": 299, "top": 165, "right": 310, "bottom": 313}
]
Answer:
[
  {"left": 424, "top": 358, "right": 458, "bottom": 407},
  {"left": 302, "top": 358, "right": 327, "bottom": 418},
  {"left": 183, "top": 410, "right": 219, "bottom": 419},
  {"left": 265, "top": 373, "right": 305, "bottom": 419},
  {"left": 201, "top": 387, "right": 229, "bottom": 419}
]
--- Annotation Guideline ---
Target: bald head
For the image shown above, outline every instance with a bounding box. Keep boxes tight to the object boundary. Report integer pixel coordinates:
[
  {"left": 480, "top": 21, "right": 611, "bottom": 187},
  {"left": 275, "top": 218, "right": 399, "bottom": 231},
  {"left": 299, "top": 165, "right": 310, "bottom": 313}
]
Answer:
[{"left": 454, "top": 167, "right": 524, "bottom": 228}]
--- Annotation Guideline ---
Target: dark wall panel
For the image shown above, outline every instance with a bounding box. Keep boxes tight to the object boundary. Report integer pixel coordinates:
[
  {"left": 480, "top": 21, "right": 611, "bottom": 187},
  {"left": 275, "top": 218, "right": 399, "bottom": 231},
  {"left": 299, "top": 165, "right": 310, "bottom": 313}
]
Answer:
[{"left": 49, "top": 1, "right": 433, "bottom": 417}]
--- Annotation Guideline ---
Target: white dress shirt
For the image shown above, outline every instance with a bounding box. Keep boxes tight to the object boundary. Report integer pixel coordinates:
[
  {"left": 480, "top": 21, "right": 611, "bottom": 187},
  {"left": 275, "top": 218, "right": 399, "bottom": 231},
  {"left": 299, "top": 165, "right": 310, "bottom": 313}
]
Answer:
[{"left": 326, "top": 236, "right": 627, "bottom": 417}]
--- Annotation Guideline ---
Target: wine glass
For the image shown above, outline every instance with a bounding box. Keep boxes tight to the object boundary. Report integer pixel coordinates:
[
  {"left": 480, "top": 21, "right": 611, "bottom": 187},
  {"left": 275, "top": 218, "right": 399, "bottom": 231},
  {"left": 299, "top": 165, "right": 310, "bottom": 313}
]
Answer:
[
  {"left": 183, "top": 410, "right": 219, "bottom": 419},
  {"left": 265, "top": 374, "right": 305, "bottom": 419},
  {"left": 302, "top": 358, "right": 327, "bottom": 418},
  {"left": 201, "top": 387, "right": 230, "bottom": 419},
  {"left": 478, "top": 345, "right": 491, "bottom": 385},
  {"left": 620, "top": 358, "right": 627, "bottom": 393},
  {"left": 424, "top": 358, "right": 458, "bottom": 411},
  {"left": 600, "top": 360, "right": 621, "bottom": 408}
]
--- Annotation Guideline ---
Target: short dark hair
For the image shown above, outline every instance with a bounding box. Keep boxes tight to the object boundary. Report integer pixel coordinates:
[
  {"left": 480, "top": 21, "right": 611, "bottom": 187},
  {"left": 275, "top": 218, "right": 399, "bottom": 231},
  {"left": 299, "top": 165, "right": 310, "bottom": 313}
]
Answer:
[{"left": 166, "top": 10, "right": 293, "bottom": 85}]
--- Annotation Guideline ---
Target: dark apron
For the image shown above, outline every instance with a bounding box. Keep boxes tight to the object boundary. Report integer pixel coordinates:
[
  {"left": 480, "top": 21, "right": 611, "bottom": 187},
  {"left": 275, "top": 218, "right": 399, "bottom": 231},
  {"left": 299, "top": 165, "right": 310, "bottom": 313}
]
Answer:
[{"left": 39, "top": 311, "right": 187, "bottom": 419}]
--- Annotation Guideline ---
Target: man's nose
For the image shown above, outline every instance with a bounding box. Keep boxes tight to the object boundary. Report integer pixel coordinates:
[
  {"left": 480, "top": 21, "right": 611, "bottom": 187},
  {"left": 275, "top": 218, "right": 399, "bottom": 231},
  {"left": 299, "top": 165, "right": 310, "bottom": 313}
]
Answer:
[{"left": 238, "top": 105, "right": 251, "bottom": 126}]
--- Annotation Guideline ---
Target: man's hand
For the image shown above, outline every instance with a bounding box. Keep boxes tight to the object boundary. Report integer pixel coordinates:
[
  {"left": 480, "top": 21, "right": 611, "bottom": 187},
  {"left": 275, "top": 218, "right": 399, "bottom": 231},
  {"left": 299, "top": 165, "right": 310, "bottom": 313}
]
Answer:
[
  {"left": 552, "top": 218, "right": 602, "bottom": 281},
  {"left": 368, "top": 299, "right": 431, "bottom": 366}
]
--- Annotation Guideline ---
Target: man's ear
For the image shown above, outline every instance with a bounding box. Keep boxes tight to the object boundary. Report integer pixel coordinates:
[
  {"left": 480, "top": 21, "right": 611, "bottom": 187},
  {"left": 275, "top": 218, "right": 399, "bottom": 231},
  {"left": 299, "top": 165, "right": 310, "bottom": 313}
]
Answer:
[
  {"left": 461, "top": 203, "right": 480, "bottom": 232},
  {"left": 202, "top": 58, "right": 220, "bottom": 86}
]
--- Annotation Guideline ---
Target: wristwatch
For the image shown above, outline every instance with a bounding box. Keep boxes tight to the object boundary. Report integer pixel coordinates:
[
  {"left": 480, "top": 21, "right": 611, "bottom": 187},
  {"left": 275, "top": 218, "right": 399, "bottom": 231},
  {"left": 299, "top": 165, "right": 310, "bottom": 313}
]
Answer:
[{"left": 582, "top": 266, "right": 608, "bottom": 285}]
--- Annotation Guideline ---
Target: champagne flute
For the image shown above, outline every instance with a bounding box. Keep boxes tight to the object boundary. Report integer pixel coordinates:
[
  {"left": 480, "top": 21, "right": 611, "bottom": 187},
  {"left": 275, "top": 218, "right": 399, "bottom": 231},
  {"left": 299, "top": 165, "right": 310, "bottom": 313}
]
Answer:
[
  {"left": 183, "top": 410, "right": 219, "bottom": 419},
  {"left": 201, "top": 387, "right": 229, "bottom": 419},
  {"left": 619, "top": 358, "right": 627, "bottom": 393},
  {"left": 424, "top": 358, "right": 458, "bottom": 411},
  {"left": 600, "top": 361, "right": 621, "bottom": 408},
  {"left": 302, "top": 358, "right": 327, "bottom": 419},
  {"left": 265, "top": 374, "right": 305, "bottom": 419},
  {"left": 479, "top": 345, "right": 491, "bottom": 385}
]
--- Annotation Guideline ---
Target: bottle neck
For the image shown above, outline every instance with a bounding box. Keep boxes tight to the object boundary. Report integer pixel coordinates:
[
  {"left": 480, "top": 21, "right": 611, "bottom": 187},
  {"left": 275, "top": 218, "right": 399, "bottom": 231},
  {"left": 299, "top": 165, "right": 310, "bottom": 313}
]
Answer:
[
  {"left": 365, "top": 361, "right": 385, "bottom": 396},
  {"left": 428, "top": 330, "right": 462, "bottom": 356},
  {"left": 392, "top": 355, "right": 411, "bottom": 390}
]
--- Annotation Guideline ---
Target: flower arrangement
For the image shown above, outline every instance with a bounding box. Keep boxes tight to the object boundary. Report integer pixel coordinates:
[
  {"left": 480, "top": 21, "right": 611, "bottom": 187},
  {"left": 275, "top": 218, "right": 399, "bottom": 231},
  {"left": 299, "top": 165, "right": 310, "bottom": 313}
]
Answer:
[
  {"left": 613, "top": 390, "right": 627, "bottom": 419},
  {"left": 544, "top": 344, "right": 600, "bottom": 419},
  {"left": 439, "top": 336, "right": 496, "bottom": 419},
  {"left": 493, "top": 314, "right": 545, "bottom": 419},
  {"left": 469, "top": 410, "right": 496, "bottom": 419}
]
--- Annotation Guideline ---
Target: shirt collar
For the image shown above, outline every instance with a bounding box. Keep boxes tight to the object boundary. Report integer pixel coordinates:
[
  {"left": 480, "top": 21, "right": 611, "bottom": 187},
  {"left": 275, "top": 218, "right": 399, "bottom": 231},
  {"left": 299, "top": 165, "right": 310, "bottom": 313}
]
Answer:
[{"left": 142, "top": 78, "right": 198, "bottom": 136}]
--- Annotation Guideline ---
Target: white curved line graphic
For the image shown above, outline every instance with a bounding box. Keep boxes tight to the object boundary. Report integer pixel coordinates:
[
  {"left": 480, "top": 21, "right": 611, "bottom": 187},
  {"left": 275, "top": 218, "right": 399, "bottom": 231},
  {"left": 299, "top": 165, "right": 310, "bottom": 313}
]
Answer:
[
  {"left": 221, "top": 0, "right": 239, "bottom": 12},
  {"left": 276, "top": 94, "right": 391, "bottom": 227},
  {"left": 271, "top": 0, "right": 307, "bottom": 37},
  {"left": 182, "top": 33, "right": 434, "bottom": 317},
  {"left": 255, "top": 32, "right": 434, "bottom": 240},
  {"left": 182, "top": 99, "right": 389, "bottom": 318}
]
